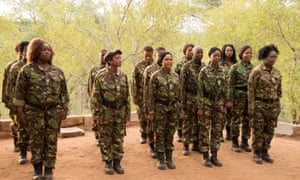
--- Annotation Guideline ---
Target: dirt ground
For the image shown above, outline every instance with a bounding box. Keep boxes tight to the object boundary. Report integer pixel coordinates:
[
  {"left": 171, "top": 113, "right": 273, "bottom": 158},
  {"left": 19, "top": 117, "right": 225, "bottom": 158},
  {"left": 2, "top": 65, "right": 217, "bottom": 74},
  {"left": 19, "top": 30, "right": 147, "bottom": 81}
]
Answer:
[{"left": 0, "top": 124, "right": 300, "bottom": 180}]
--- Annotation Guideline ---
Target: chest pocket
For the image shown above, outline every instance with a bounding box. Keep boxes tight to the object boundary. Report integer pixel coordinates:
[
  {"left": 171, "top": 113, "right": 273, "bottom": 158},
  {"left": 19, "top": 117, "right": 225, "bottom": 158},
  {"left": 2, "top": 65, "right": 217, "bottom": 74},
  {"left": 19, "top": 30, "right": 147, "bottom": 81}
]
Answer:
[
  {"left": 101, "top": 75, "right": 126, "bottom": 102},
  {"left": 49, "top": 74, "right": 63, "bottom": 95},
  {"left": 29, "top": 73, "right": 45, "bottom": 93},
  {"left": 102, "top": 81, "right": 116, "bottom": 102},
  {"left": 272, "top": 74, "right": 281, "bottom": 90},
  {"left": 205, "top": 73, "right": 216, "bottom": 91},
  {"left": 156, "top": 76, "right": 168, "bottom": 99}
]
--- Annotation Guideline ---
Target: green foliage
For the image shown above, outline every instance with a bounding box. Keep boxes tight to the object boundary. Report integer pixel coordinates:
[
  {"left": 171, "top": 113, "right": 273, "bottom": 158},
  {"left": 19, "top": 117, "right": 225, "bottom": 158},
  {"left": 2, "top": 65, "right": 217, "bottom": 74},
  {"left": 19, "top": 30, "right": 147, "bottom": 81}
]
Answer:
[{"left": 0, "top": 0, "right": 299, "bottom": 122}]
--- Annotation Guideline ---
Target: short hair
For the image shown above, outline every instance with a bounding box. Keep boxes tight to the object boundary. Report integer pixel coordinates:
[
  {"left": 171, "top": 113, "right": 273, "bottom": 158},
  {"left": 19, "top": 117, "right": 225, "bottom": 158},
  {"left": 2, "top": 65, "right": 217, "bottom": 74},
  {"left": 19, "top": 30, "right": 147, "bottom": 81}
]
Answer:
[
  {"left": 157, "top": 51, "right": 172, "bottom": 66},
  {"left": 238, "top": 45, "right": 252, "bottom": 60},
  {"left": 143, "top": 46, "right": 153, "bottom": 52},
  {"left": 155, "top": 47, "right": 166, "bottom": 52},
  {"left": 208, "top": 47, "right": 221, "bottom": 57},
  {"left": 19, "top": 41, "right": 29, "bottom": 53},
  {"left": 183, "top": 43, "right": 194, "bottom": 55},
  {"left": 258, "top": 44, "right": 279, "bottom": 60},
  {"left": 221, "top": 44, "right": 237, "bottom": 64},
  {"left": 100, "top": 49, "right": 108, "bottom": 54},
  {"left": 192, "top": 46, "right": 203, "bottom": 54},
  {"left": 104, "top": 50, "right": 122, "bottom": 64},
  {"left": 27, "top": 38, "right": 54, "bottom": 64}
]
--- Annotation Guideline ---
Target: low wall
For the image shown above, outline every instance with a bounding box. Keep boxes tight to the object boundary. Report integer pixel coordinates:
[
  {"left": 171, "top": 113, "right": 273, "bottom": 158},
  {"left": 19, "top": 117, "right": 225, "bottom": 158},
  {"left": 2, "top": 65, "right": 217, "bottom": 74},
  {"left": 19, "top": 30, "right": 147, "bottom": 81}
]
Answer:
[
  {"left": 0, "top": 111, "right": 139, "bottom": 138},
  {"left": 1, "top": 112, "right": 299, "bottom": 138}
]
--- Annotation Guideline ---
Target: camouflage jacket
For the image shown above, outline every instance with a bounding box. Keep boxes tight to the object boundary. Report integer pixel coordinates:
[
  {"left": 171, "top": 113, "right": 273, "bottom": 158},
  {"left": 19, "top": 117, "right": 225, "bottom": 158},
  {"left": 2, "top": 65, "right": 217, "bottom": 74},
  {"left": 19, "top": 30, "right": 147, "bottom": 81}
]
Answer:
[
  {"left": 143, "top": 63, "right": 160, "bottom": 114},
  {"left": 14, "top": 63, "right": 69, "bottom": 111},
  {"left": 220, "top": 61, "right": 233, "bottom": 81},
  {"left": 148, "top": 69, "right": 181, "bottom": 112},
  {"left": 248, "top": 63, "right": 282, "bottom": 110},
  {"left": 227, "top": 61, "right": 254, "bottom": 100},
  {"left": 87, "top": 64, "right": 106, "bottom": 97},
  {"left": 181, "top": 59, "right": 205, "bottom": 111},
  {"left": 92, "top": 68, "right": 130, "bottom": 120},
  {"left": 2, "top": 59, "right": 18, "bottom": 107},
  {"left": 131, "top": 60, "right": 152, "bottom": 105},
  {"left": 174, "top": 57, "right": 190, "bottom": 76},
  {"left": 197, "top": 64, "right": 226, "bottom": 109},
  {"left": 7, "top": 59, "right": 26, "bottom": 109}
]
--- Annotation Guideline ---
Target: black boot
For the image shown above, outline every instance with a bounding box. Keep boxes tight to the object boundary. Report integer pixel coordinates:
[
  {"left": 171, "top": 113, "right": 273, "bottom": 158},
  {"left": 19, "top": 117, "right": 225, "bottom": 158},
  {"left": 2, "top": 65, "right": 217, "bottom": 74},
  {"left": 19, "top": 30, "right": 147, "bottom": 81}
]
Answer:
[
  {"left": 176, "top": 129, "right": 182, "bottom": 142},
  {"left": 140, "top": 133, "right": 147, "bottom": 144},
  {"left": 104, "top": 160, "right": 114, "bottom": 175},
  {"left": 13, "top": 137, "right": 20, "bottom": 152},
  {"left": 33, "top": 163, "right": 43, "bottom": 180},
  {"left": 44, "top": 167, "right": 53, "bottom": 180},
  {"left": 19, "top": 145, "right": 27, "bottom": 164},
  {"left": 192, "top": 141, "right": 200, "bottom": 152},
  {"left": 182, "top": 144, "right": 189, "bottom": 156},
  {"left": 262, "top": 149, "right": 274, "bottom": 163},
  {"left": 149, "top": 143, "right": 157, "bottom": 159},
  {"left": 203, "top": 152, "right": 212, "bottom": 167},
  {"left": 253, "top": 150, "right": 263, "bottom": 164},
  {"left": 210, "top": 149, "right": 222, "bottom": 167},
  {"left": 225, "top": 125, "right": 232, "bottom": 140},
  {"left": 240, "top": 137, "right": 252, "bottom": 152},
  {"left": 231, "top": 136, "right": 241, "bottom": 152},
  {"left": 165, "top": 150, "right": 176, "bottom": 169},
  {"left": 157, "top": 152, "right": 166, "bottom": 170},
  {"left": 113, "top": 159, "right": 124, "bottom": 174}
]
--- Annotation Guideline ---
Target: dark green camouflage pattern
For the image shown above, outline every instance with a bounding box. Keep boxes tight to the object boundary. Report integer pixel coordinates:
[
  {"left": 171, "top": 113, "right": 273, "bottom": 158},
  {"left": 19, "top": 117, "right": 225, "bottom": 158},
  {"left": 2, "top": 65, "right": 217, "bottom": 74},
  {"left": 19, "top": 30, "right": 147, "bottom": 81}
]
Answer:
[
  {"left": 131, "top": 60, "right": 152, "bottom": 135},
  {"left": 143, "top": 63, "right": 160, "bottom": 144},
  {"left": 227, "top": 61, "right": 253, "bottom": 138},
  {"left": 8, "top": 59, "right": 29, "bottom": 146},
  {"left": 87, "top": 64, "right": 106, "bottom": 140},
  {"left": 197, "top": 64, "right": 226, "bottom": 152},
  {"left": 148, "top": 69, "right": 180, "bottom": 152},
  {"left": 248, "top": 64, "right": 281, "bottom": 151},
  {"left": 181, "top": 60, "right": 205, "bottom": 144},
  {"left": 14, "top": 63, "right": 69, "bottom": 168},
  {"left": 92, "top": 68, "right": 130, "bottom": 161}
]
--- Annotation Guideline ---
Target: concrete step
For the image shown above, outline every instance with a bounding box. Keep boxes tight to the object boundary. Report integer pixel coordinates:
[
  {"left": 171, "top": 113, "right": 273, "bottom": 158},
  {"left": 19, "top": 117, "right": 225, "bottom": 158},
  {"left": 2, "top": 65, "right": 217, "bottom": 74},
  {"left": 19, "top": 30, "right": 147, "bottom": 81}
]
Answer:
[{"left": 59, "top": 127, "right": 85, "bottom": 138}]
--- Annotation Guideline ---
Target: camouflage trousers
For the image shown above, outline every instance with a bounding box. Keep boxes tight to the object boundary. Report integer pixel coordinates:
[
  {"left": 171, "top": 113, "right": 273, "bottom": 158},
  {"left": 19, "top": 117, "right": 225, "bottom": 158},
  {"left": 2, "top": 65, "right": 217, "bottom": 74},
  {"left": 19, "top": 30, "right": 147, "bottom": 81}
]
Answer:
[
  {"left": 92, "top": 118, "right": 99, "bottom": 140},
  {"left": 252, "top": 100, "right": 280, "bottom": 151},
  {"left": 136, "top": 104, "right": 147, "bottom": 135},
  {"left": 221, "top": 109, "right": 232, "bottom": 132},
  {"left": 25, "top": 106, "right": 60, "bottom": 168},
  {"left": 153, "top": 104, "right": 178, "bottom": 152},
  {"left": 98, "top": 107, "right": 126, "bottom": 161},
  {"left": 231, "top": 98, "right": 250, "bottom": 139},
  {"left": 9, "top": 110, "right": 18, "bottom": 138},
  {"left": 147, "top": 120, "right": 154, "bottom": 144},
  {"left": 182, "top": 98, "right": 199, "bottom": 145},
  {"left": 199, "top": 103, "right": 223, "bottom": 152},
  {"left": 17, "top": 116, "right": 30, "bottom": 147}
]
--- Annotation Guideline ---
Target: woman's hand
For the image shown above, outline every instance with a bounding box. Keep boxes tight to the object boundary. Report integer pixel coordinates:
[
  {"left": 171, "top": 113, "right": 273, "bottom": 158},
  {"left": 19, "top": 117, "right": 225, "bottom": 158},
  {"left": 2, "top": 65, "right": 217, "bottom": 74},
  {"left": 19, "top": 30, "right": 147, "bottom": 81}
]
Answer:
[
  {"left": 17, "top": 106, "right": 26, "bottom": 123},
  {"left": 226, "top": 100, "right": 233, "bottom": 111},
  {"left": 248, "top": 108, "right": 254, "bottom": 117},
  {"left": 148, "top": 112, "right": 154, "bottom": 121},
  {"left": 197, "top": 108, "right": 204, "bottom": 117}
]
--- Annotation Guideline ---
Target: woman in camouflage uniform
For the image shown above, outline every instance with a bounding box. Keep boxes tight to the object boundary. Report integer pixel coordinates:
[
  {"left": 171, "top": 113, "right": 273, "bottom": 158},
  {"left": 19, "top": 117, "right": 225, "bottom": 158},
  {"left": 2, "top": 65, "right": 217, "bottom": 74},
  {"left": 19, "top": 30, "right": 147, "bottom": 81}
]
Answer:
[
  {"left": 92, "top": 50, "right": 130, "bottom": 175},
  {"left": 227, "top": 45, "right": 254, "bottom": 153},
  {"left": 174, "top": 43, "right": 194, "bottom": 142},
  {"left": 220, "top": 44, "right": 237, "bottom": 141},
  {"left": 248, "top": 44, "right": 281, "bottom": 164},
  {"left": 197, "top": 47, "right": 226, "bottom": 168},
  {"left": 148, "top": 52, "right": 180, "bottom": 170},
  {"left": 14, "top": 38, "right": 69, "bottom": 180}
]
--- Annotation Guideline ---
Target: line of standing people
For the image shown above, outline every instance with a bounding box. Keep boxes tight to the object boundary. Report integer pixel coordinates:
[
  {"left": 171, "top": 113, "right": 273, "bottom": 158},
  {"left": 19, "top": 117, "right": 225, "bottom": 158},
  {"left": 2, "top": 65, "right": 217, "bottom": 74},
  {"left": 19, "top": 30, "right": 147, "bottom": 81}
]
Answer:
[{"left": 129, "top": 44, "right": 282, "bottom": 169}]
